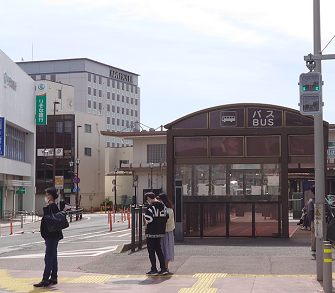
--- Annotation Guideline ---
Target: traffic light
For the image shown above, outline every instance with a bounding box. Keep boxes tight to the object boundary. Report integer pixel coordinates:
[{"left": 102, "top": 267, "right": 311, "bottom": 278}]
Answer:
[{"left": 299, "top": 72, "right": 322, "bottom": 115}]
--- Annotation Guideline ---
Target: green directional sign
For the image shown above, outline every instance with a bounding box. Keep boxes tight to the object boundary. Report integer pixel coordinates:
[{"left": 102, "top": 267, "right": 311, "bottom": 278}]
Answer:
[{"left": 16, "top": 187, "right": 25, "bottom": 194}]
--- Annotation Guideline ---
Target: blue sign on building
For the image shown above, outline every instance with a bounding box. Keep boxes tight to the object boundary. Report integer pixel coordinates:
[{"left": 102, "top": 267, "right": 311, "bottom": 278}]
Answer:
[{"left": 0, "top": 117, "right": 5, "bottom": 156}]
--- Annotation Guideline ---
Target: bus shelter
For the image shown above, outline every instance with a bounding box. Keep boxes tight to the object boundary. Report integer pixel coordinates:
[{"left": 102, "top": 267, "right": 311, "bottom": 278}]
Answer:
[{"left": 165, "top": 103, "right": 328, "bottom": 239}]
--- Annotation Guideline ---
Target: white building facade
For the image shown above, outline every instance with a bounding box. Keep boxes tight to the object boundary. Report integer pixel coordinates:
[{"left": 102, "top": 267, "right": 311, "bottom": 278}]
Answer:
[
  {"left": 103, "top": 131, "right": 167, "bottom": 206},
  {"left": 18, "top": 58, "right": 141, "bottom": 148},
  {"left": 0, "top": 50, "right": 36, "bottom": 218}
]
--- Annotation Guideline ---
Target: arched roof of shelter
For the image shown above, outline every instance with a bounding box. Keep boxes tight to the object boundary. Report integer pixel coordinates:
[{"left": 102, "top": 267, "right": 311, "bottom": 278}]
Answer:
[{"left": 164, "top": 103, "right": 327, "bottom": 130}]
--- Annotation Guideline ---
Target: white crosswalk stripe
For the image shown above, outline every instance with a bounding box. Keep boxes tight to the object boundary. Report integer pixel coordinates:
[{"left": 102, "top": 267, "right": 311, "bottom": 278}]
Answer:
[{"left": 0, "top": 246, "right": 118, "bottom": 259}]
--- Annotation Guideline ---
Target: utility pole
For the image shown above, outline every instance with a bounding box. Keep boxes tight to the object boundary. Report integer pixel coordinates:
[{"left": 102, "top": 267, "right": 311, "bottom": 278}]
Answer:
[{"left": 312, "top": 0, "right": 325, "bottom": 281}]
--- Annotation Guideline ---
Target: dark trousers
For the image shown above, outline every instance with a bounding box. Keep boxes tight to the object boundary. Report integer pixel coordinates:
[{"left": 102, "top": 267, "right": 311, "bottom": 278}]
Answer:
[
  {"left": 43, "top": 238, "right": 59, "bottom": 281},
  {"left": 147, "top": 237, "right": 166, "bottom": 271}
]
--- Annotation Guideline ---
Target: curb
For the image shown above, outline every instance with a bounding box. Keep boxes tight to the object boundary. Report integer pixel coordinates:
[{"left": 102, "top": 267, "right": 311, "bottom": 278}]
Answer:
[{"left": 114, "top": 240, "right": 147, "bottom": 254}]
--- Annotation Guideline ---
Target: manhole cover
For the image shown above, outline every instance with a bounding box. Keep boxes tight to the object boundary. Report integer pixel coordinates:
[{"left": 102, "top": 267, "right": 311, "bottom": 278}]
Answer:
[{"left": 105, "top": 279, "right": 154, "bottom": 286}]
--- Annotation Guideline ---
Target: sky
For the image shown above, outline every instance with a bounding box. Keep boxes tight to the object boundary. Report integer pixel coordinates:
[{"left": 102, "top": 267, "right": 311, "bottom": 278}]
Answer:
[{"left": 1, "top": 0, "right": 335, "bottom": 130}]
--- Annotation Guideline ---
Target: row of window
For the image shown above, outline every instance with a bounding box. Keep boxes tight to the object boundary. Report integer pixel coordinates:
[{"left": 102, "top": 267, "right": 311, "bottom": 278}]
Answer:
[
  {"left": 5, "top": 125, "right": 25, "bottom": 162},
  {"left": 88, "top": 73, "right": 139, "bottom": 94}
]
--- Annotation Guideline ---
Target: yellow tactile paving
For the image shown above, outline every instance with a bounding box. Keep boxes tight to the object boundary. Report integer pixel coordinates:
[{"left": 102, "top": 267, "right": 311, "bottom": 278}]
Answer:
[
  {"left": 0, "top": 269, "right": 330, "bottom": 293},
  {"left": 178, "top": 273, "right": 227, "bottom": 293},
  {"left": 0, "top": 269, "right": 59, "bottom": 293}
]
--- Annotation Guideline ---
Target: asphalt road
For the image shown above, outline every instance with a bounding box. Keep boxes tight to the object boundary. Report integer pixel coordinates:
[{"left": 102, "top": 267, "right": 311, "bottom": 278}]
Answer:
[{"left": 0, "top": 213, "right": 131, "bottom": 272}]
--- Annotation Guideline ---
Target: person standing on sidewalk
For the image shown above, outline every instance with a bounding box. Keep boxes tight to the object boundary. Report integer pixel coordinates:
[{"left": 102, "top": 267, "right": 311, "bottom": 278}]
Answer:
[
  {"left": 157, "top": 193, "right": 175, "bottom": 273},
  {"left": 144, "top": 192, "right": 169, "bottom": 276},
  {"left": 34, "top": 187, "right": 63, "bottom": 287}
]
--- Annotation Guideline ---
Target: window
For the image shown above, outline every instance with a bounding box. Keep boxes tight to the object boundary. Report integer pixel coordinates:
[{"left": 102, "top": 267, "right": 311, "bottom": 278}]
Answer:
[
  {"left": 56, "top": 121, "right": 63, "bottom": 133},
  {"left": 147, "top": 144, "right": 167, "bottom": 163},
  {"left": 5, "top": 125, "right": 25, "bottom": 162},
  {"left": 84, "top": 147, "right": 92, "bottom": 156},
  {"left": 85, "top": 124, "right": 92, "bottom": 133},
  {"left": 88, "top": 82, "right": 91, "bottom": 87}
]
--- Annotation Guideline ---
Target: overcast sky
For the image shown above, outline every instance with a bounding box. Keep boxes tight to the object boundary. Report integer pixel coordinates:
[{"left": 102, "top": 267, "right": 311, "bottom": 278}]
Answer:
[{"left": 1, "top": 0, "right": 335, "bottom": 129}]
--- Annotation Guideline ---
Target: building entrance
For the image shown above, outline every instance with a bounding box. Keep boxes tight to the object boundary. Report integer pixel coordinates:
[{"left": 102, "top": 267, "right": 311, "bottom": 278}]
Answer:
[{"left": 165, "top": 103, "right": 328, "bottom": 239}]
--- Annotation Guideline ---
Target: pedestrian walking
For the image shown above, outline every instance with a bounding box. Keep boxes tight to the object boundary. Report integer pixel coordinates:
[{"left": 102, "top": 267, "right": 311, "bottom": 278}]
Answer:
[
  {"left": 34, "top": 187, "right": 63, "bottom": 287},
  {"left": 307, "top": 186, "right": 333, "bottom": 252},
  {"left": 144, "top": 192, "right": 169, "bottom": 276},
  {"left": 157, "top": 193, "right": 175, "bottom": 273}
]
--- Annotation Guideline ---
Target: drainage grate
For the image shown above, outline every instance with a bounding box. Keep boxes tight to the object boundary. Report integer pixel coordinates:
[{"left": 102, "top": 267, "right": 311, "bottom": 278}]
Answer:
[{"left": 105, "top": 279, "right": 154, "bottom": 286}]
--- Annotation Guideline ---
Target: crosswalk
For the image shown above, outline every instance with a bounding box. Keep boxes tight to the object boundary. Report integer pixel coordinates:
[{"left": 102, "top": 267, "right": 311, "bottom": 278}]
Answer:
[
  {"left": 0, "top": 229, "right": 131, "bottom": 259},
  {"left": 0, "top": 246, "right": 118, "bottom": 259}
]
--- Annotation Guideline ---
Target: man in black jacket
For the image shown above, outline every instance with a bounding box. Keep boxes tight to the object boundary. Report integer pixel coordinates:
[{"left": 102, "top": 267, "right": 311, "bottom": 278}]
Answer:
[
  {"left": 144, "top": 192, "right": 169, "bottom": 276},
  {"left": 34, "top": 187, "right": 63, "bottom": 287}
]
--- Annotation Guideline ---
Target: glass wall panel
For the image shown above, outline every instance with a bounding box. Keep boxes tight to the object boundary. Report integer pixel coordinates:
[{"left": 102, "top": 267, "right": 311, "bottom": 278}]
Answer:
[
  {"left": 183, "top": 203, "right": 201, "bottom": 236},
  {"left": 175, "top": 165, "right": 193, "bottom": 196},
  {"left": 229, "top": 203, "right": 252, "bottom": 236},
  {"left": 229, "top": 164, "right": 280, "bottom": 200},
  {"left": 175, "top": 163, "right": 280, "bottom": 200},
  {"left": 246, "top": 136, "right": 280, "bottom": 157},
  {"left": 211, "top": 164, "right": 227, "bottom": 196},
  {"left": 203, "top": 203, "right": 226, "bottom": 236},
  {"left": 174, "top": 137, "right": 208, "bottom": 157},
  {"left": 289, "top": 135, "right": 314, "bottom": 156},
  {"left": 210, "top": 137, "right": 244, "bottom": 157},
  {"left": 255, "top": 203, "right": 279, "bottom": 237},
  {"left": 194, "top": 165, "right": 209, "bottom": 196}
]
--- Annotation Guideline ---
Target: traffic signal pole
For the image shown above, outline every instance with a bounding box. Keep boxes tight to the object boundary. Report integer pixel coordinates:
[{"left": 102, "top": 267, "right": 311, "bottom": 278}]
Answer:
[
  {"left": 312, "top": 0, "right": 325, "bottom": 281},
  {"left": 301, "top": 0, "right": 335, "bottom": 282}
]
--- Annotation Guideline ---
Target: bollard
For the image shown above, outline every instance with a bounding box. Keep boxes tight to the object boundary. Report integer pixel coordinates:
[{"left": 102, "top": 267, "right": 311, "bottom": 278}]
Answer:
[
  {"left": 128, "top": 211, "right": 130, "bottom": 229},
  {"left": 108, "top": 211, "right": 110, "bottom": 223},
  {"left": 10, "top": 214, "right": 13, "bottom": 235},
  {"left": 109, "top": 212, "right": 112, "bottom": 231},
  {"left": 32, "top": 211, "right": 34, "bottom": 222},
  {"left": 113, "top": 211, "right": 115, "bottom": 223},
  {"left": 21, "top": 215, "right": 23, "bottom": 229},
  {"left": 323, "top": 241, "right": 332, "bottom": 293}
]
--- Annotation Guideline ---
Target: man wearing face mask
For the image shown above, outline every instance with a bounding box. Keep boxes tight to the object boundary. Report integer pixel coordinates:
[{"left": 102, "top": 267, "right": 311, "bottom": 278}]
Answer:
[{"left": 34, "top": 187, "right": 63, "bottom": 287}]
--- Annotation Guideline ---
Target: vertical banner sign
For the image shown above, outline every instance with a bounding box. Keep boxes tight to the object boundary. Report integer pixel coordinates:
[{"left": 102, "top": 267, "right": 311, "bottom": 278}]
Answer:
[
  {"left": 35, "top": 81, "right": 47, "bottom": 125},
  {"left": 0, "top": 117, "right": 5, "bottom": 156}
]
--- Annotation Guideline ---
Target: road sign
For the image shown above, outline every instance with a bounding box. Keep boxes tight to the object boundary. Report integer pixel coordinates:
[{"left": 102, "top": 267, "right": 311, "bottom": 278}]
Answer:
[
  {"left": 73, "top": 185, "right": 81, "bottom": 192},
  {"left": 16, "top": 187, "right": 25, "bottom": 194},
  {"left": 299, "top": 72, "right": 322, "bottom": 115},
  {"left": 74, "top": 177, "right": 80, "bottom": 184},
  {"left": 55, "top": 176, "right": 64, "bottom": 189}
]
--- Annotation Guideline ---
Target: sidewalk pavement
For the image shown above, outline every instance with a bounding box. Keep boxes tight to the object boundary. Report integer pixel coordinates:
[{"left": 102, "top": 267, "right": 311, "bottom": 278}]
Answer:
[{"left": 0, "top": 222, "right": 333, "bottom": 292}]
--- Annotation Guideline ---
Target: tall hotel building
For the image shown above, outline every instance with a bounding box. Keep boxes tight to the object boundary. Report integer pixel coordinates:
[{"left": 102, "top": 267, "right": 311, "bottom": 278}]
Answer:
[{"left": 18, "top": 59, "right": 140, "bottom": 147}]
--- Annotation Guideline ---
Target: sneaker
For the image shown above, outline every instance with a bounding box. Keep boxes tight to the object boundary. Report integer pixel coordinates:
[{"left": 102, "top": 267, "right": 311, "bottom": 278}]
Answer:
[
  {"left": 146, "top": 270, "right": 158, "bottom": 276},
  {"left": 33, "top": 280, "right": 49, "bottom": 287},
  {"left": 159, "top": 269, "right": 169, "bottom": 275},
  {"left": 301, "top": 226, "right": 307, "bottom": 230},
  {"left": 49, "top": 278, "right": 58, "bottom": 285}
]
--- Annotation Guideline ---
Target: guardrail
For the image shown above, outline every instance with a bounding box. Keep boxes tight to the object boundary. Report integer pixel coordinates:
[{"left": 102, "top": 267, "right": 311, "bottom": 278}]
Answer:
[{"left": 66, "top": 208, "right": 83, "bottom": 222}]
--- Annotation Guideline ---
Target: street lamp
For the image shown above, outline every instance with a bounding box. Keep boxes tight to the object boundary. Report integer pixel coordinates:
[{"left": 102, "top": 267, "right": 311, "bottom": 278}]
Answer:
[
  {"left": 53, "top": 101, "right": 60, "bottom": 187},
  {"left": 75, "top": 125, "right": 82, "bottom": 220},
  {"left": 114, "top": 166, "right": 117, "bottom": 212},
  {"left": 43, "top": 149, "right": 49, "bottom": 189},
  {"left": 149, "top": 162, "right": 154, "bottom": 192}
]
